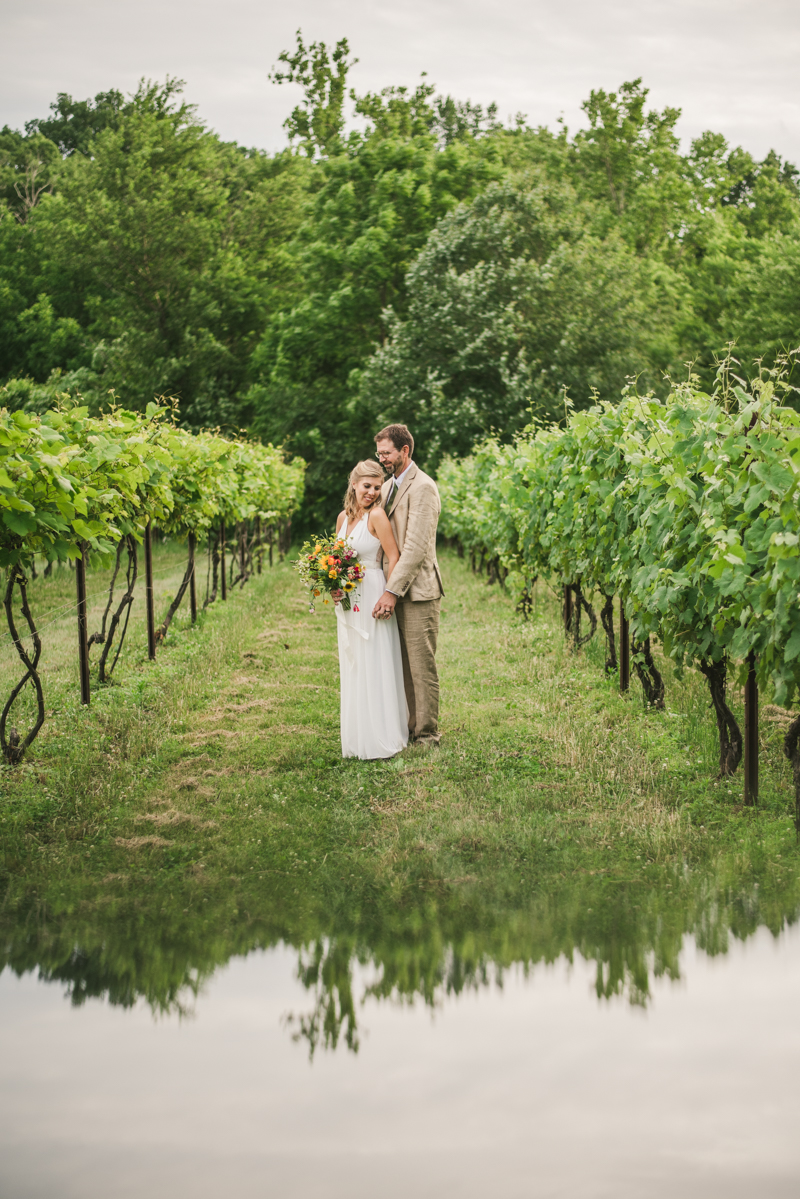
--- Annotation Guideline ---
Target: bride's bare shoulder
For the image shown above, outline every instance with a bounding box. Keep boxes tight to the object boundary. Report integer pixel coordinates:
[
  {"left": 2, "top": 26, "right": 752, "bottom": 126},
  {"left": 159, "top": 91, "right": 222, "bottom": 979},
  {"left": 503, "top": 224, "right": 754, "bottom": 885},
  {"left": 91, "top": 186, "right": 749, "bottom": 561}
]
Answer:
[
  {"left": 335, "top": 510, "right": 347, "bottom": 533},
  {"left": 368, "top": 506, "right": 389, "bottom": 532}
]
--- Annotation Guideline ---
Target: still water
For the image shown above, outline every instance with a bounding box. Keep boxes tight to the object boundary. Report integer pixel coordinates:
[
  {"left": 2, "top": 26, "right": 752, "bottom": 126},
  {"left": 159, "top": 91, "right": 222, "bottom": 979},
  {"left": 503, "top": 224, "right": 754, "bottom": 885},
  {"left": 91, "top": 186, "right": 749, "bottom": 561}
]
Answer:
[{"left": 2, "top": 912, "right": 800, "bottom": 1198}]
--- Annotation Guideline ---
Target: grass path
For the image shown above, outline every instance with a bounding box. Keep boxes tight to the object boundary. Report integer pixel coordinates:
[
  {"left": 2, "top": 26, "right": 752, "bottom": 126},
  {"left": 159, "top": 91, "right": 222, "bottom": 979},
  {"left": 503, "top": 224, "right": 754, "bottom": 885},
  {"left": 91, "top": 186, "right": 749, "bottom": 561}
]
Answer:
[{"left": 1, "top": 550, "right": 799, "bottom": 1021}]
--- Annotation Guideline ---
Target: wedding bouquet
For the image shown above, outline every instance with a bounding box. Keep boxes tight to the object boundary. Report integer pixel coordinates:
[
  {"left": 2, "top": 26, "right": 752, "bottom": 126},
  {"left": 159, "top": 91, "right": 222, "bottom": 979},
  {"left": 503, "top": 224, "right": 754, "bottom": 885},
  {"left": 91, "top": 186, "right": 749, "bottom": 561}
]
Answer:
[{"left": 295, "top": 533, "right": 366, "bottom": 613}]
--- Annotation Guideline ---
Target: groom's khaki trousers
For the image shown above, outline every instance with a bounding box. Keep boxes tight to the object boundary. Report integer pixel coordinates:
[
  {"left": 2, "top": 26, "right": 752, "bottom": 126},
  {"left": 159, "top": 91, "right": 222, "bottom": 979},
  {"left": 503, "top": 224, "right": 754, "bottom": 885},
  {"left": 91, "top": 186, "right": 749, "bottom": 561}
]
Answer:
[{"left": 395, "top": 598, "right": 441, "bottom": 742}]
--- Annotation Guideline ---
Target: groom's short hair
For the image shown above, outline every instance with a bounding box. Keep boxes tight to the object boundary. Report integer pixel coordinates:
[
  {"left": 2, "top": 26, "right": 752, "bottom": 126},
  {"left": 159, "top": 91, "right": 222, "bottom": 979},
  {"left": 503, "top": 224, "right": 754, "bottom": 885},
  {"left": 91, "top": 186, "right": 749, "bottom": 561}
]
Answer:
[{"left": 375, "top": 423, "right": 414, "bottom": 457}]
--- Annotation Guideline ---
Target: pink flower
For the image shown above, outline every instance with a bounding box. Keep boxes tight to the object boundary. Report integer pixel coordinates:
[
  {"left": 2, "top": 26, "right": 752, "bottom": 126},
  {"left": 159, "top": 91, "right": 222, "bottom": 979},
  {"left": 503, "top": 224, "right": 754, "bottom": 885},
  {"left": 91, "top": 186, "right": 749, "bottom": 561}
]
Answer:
[{"left": 353, "top": 605, "right": 359, "bottom": 612}]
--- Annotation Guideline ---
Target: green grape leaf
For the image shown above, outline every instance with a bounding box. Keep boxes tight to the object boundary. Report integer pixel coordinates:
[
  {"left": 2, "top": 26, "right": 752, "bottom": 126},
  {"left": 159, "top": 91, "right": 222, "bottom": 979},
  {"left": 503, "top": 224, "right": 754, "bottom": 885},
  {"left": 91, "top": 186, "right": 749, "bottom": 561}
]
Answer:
[{"left": 2, "top": 509, "right": 37, "bottom": 536}]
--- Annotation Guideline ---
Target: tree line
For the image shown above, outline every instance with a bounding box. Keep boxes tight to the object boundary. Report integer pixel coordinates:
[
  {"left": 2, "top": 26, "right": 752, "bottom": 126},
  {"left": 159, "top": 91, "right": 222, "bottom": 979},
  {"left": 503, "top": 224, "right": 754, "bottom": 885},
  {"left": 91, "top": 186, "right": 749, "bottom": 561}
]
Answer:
[{"left": 1, "top": 32, "right": 799, "bottom": 525}]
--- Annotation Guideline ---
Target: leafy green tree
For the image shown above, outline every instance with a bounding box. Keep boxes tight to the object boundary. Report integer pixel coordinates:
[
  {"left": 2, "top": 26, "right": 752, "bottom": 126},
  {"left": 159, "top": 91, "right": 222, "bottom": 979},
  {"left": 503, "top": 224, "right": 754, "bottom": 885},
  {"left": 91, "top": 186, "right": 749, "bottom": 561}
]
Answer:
[
  {"left": 357, "top": 179, "right": 678, "bottom": 469},
  {"left": 26, "top": 81, "right": 310, "bottom": 426},
  {"left": 11, "top": 294, "right": 85, "bottom": 380},
  {"left": 673, "top": 134, "right": 800, "bottom": 376},
  {"left": 721, "top": 147, "right": 800, "bottom": 235},
  {"left": 269, "top": 32, "right": 357, "bottom": 157},
  {"left": 250, "top": 45, "right": 504, "bottom": 523},
  {"left": 24, "top": 87, "right": 127, "bottom": 156},
  {"left": 0, "top": 127, "right": 61, "bottom": 221},
  {"left": 0, "top": 177, "right": 87, "bottom": 382},
  {"left": 570, "top": 79, "right": 690, "bottom": 256},
  {"left": 705, "top": 228, "right": 800, "bottom": 367}
]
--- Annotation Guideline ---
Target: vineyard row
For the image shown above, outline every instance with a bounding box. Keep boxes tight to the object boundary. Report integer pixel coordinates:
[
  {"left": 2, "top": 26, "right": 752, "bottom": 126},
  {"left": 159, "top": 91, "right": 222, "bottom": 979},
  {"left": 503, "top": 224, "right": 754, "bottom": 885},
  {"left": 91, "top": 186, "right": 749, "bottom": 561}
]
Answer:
[
  {"left": 0, "top": 400, "right": 306, "bottom": 763},
  {"left": 437, "top": 357, "right": 800, "bottom": 821}
]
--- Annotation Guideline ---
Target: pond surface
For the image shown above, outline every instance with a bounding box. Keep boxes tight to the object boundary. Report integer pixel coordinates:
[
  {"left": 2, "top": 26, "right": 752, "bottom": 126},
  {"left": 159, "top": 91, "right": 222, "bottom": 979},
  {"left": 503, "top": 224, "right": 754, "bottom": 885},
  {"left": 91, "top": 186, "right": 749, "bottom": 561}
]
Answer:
[{"left": 2, "top": 893, "right": 800, "bottom": 1198}]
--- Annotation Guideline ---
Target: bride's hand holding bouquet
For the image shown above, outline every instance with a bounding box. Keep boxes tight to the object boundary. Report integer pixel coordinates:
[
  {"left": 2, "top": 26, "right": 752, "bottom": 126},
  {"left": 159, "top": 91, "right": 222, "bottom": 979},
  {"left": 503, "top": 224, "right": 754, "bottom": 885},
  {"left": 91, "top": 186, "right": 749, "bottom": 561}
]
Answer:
[{"left": 295, "top": 533, "right": 366, "bottom": 613}]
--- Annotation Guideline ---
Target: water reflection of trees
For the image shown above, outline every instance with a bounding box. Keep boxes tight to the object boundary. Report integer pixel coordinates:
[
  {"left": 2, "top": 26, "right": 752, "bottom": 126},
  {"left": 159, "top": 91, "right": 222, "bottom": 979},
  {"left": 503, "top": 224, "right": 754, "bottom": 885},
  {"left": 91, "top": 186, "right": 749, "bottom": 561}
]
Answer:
[
  {"left": 283, "top": 940, "right": 361, "bottom": 1055},
  {"left": 1, "top": 861, "right": 797, "bottom": 1054}
]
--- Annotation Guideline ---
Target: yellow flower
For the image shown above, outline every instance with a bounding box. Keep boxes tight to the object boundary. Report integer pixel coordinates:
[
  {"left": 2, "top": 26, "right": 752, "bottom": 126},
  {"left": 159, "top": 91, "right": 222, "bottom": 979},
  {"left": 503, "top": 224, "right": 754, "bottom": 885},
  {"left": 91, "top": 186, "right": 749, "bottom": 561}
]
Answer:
[
  {"left": 314, "top": 544, "right": 321, "bottom": 553},
  {"left": 343, "top": 582, "right": 355, "bottom": 591},
  {"left": 328, "top": 569, "right": 338, "bottom": 578}
]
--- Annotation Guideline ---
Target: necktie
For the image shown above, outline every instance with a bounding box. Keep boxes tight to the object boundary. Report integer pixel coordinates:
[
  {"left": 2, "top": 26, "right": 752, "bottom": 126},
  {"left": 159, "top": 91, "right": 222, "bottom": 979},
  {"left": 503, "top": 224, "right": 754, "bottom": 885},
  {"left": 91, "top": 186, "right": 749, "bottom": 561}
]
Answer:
[{"left": 384, "top": 480, "right": 397, "bottom": 516}]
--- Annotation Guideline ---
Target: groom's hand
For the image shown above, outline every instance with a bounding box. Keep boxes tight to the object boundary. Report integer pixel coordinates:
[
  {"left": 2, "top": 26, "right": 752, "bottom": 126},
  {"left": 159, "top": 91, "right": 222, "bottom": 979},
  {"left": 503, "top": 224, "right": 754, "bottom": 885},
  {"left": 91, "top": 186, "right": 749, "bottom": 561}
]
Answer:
[{"left": 372, "top": 591, "right": 397, "bottom": 619}]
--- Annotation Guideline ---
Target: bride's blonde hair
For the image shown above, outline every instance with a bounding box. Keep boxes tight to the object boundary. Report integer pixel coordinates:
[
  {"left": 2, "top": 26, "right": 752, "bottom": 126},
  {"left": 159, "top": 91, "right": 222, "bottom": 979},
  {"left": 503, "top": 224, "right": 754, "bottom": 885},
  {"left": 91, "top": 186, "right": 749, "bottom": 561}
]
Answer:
[{"left": 344, "top": 459, "right": 385, "bottom": 522}]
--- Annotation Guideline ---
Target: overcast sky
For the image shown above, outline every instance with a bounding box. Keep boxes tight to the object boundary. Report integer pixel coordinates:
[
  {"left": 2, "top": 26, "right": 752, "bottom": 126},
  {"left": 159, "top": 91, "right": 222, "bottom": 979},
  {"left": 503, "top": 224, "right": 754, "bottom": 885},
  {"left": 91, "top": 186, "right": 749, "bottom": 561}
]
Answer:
[{"left": 2, "top": 0, "right": 799, "bottom": 162}]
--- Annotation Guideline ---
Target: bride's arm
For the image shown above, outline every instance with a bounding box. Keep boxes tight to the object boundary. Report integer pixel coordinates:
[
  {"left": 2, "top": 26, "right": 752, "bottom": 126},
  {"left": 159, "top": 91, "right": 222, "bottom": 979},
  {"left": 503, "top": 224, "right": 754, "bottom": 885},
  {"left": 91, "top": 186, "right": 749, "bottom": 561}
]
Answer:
[
  {"left": 335, "top": 510, "right": 346, "bottom": 535},
  {"left": 369, "top": 508, "right": 400, "bottom": 579}
]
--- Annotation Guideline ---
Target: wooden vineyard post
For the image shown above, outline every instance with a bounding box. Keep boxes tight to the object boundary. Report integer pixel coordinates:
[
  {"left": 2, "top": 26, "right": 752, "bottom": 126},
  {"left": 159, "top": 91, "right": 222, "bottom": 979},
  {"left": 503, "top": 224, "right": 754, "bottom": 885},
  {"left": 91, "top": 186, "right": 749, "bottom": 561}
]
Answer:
[
  {"left": 220, "top": 519, "right": 227, "bottom": 601},
  {"left": 744, "top": 651, "right": 759, "bottom": 806},
  {"left": 563, "top": 585, "right": 573, "bottom": 636},
  {"left": 619, "top": 598, "right": 630, "bottom": 693},
  {"left": 256, "top": 516, "right": 262, "bottom": 575},
  {"left": 188, "top": 532, "right": 197, "bottom": 625},
  {"left": 144, "top": 521, "right": 156, "bottom": 661},
  {"left": 76, "top": 544, "right": 91, "bottom": 706}
]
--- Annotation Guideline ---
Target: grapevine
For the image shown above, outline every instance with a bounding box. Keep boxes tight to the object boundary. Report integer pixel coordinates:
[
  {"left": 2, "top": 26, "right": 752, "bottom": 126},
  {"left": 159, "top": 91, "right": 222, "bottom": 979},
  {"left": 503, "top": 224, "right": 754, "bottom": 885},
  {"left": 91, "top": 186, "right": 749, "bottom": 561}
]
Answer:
[
  {"left": 439, "top": 355, "right": 800, "bottom": 800},
  {"left": 0, "top": 395, "right": 306, "bottom": 762}
]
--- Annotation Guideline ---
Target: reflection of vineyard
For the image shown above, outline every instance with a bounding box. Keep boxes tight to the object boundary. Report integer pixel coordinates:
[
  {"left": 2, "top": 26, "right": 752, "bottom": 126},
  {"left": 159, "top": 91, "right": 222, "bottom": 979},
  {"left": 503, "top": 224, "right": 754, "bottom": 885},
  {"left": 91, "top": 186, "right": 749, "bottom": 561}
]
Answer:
[
  {"left": 4, "top": 855, "right": 798, "bottom": 1056},
  {"left": 211, "top": 868, "right": 799, "bottom": 1056}
]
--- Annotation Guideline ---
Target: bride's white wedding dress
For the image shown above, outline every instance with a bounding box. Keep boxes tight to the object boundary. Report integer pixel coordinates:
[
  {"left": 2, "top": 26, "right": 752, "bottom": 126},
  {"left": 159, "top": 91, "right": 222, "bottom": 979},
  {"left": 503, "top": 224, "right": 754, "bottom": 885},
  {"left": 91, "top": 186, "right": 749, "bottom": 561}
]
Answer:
[{"left": 336, "top": 512, "right": 408, "bottom": 759}]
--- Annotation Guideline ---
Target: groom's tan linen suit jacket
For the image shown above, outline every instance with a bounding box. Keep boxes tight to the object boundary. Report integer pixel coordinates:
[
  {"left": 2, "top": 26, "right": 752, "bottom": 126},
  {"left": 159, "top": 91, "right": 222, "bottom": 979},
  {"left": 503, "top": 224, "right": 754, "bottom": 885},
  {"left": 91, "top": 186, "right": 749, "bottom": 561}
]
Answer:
[
  {"left": 381, "top": 462, "right": 444, "bottom": 741},
  {"left": 380, "top": 463, "right": 444, "bottom": 600}
]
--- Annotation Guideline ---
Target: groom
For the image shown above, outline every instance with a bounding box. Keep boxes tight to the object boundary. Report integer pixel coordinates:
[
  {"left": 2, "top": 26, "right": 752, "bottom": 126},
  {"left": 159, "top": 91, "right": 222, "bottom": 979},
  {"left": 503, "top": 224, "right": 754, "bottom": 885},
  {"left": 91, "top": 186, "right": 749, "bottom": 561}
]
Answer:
[{"left": 372, "top": 424, "right": 444, "bottom": 745}]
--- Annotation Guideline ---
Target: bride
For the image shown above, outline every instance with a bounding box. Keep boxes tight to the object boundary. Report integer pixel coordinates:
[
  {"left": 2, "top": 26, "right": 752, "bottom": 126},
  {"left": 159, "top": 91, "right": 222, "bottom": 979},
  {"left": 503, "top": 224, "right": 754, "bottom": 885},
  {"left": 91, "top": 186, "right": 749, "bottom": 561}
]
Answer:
[{"left": 335, "top": 460, "right": 408, "bottom": 759}]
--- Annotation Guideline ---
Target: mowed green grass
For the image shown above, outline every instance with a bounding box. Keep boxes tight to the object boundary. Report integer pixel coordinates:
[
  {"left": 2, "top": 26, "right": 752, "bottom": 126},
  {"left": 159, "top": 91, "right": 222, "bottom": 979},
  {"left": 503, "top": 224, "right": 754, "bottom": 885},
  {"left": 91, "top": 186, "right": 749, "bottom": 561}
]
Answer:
[{"left": 0, "top": 545, "right": 797, "bottom": 906}]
